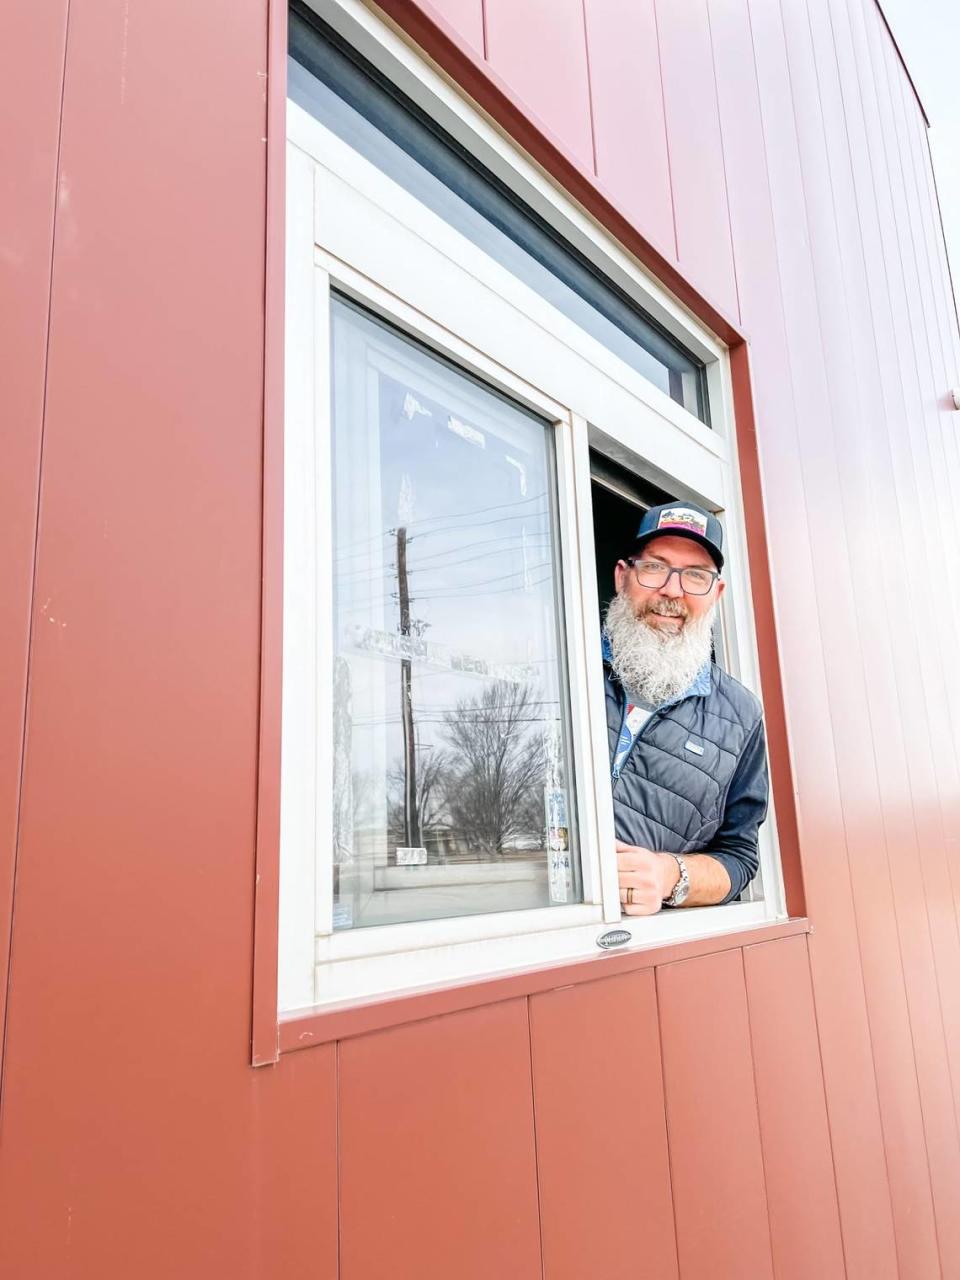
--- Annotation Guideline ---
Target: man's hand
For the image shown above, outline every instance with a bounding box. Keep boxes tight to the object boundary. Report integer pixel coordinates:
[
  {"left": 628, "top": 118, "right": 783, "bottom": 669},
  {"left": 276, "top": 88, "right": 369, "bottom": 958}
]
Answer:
[{"left": 616, "top": 841, "right": 680, "bottom": 915}]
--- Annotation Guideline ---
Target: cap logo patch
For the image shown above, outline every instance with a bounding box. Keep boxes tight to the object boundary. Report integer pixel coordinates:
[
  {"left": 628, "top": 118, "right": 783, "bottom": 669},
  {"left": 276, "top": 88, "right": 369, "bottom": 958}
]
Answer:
[{"left": 657, "top": 506, "right": 708, "bottom": 536}]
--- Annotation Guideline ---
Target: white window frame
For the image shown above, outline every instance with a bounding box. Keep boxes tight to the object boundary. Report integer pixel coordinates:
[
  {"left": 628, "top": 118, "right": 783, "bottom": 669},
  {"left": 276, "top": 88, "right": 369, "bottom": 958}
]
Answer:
[{"left": 279, "top": 0, "right": 785, "bottom": 1014}]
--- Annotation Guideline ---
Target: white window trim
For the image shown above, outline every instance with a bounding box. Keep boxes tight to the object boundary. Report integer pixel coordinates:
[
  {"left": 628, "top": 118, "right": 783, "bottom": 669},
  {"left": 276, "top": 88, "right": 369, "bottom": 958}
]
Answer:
[{"left": 279, "top": 7, "right": 786, "bottom": 1015}]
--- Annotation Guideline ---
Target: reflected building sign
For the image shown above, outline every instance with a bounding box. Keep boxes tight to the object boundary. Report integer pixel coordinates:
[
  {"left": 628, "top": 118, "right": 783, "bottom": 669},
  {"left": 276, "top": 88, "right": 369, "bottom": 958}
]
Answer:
[{"left": 344, "top": 623, "right": 538, "bottom": 686}]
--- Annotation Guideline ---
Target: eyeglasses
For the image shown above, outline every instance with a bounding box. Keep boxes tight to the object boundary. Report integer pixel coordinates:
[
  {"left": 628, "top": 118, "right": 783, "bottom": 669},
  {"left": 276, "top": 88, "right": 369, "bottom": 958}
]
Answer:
[{"left": 626, "top": 557, "right": 719, "bottom": 596}]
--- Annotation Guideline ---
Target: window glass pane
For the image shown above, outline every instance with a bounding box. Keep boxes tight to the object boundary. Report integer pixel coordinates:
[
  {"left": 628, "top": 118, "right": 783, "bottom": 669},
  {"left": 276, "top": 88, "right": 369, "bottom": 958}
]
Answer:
[
  {"left": 330, "top": 296, "right": 581, "bottom": 930},
  {"left": 289, "top": 9, "right": 709, "bottom": 424}
]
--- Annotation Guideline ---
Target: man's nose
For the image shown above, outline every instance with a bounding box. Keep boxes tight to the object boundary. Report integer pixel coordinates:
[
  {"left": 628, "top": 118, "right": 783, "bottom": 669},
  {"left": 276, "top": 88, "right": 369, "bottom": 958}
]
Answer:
[{"left": 659, "top": 570, "right": 684, "bottom": 598}]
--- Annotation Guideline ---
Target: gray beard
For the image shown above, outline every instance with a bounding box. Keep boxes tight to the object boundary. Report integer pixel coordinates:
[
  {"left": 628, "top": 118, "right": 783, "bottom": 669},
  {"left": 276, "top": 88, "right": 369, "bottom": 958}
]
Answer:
[{"left": 604, "top": 591, "right": 716, "bottom": 707}]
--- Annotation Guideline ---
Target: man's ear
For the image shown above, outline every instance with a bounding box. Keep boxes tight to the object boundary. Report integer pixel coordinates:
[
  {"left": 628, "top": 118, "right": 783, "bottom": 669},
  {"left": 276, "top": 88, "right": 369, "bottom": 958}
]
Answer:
[
  {"left": 613, "top": 560, "right": 628, "bottom": 593},
  {"left": 715, "top": 578, "right": 726, "bottom": 601}
]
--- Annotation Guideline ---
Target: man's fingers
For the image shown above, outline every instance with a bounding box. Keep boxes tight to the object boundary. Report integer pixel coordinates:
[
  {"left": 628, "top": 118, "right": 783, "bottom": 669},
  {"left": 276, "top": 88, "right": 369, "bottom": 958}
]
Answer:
[
  {"left": 617, "top": 846, "right": 666, "bottom": 914},
  {"left": 620, "top": 898, "right": 661, "bottom": 917},
  {"left": 617, "top": 847, "right": 657, "bottom": 872},
  {"left": 618, "top": 869, "right": 656, "bottom": 887},
  {"left": 618, "top": 868, "right": 658, "bottom": 891},
  {"left": 619, "top": 871, "right": 662, "bottom": 915}
]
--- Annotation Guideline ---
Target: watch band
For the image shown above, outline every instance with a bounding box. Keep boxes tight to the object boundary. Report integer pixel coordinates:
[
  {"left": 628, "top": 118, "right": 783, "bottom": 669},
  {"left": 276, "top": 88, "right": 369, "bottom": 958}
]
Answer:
[{"left": 663, "top": 852, "right": 690, "bottom": 907}]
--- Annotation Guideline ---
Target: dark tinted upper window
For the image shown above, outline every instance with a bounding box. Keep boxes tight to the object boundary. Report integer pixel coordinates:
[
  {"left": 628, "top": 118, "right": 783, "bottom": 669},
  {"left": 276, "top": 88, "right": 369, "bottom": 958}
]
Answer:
[{"left": 288, "top": 7, "right": 710, "bottom": 424}]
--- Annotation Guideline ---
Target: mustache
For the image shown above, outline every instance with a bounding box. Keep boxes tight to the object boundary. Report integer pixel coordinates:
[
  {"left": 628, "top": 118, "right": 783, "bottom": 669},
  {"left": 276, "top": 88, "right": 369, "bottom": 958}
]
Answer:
[{"left": 634, "top": 596, "right": 688, "bottom": 621}]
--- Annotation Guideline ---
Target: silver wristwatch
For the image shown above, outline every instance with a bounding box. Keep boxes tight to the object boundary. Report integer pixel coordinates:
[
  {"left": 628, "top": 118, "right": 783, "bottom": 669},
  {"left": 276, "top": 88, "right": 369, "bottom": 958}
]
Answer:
[{"left": 663, "top": 852, "right": 690, "bottom": 907}]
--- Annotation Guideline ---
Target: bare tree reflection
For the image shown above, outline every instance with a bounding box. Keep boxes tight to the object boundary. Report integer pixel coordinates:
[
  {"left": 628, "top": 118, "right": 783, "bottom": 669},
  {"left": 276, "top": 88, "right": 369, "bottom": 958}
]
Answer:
[
  {"left": 440, "top": 680, "right": 546, "bottom": 857},
  {"left": 387, "top": 748, "right": 450, "bottom": 849}
]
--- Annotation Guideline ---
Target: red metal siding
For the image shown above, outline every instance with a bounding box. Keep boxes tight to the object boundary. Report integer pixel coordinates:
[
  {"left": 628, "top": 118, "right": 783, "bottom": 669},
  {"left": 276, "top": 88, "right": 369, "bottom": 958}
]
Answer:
[
  {"left": 2, "top": 2, "right": 960, "bottom": 1278},
  {"left": 581, "top": 0, "right": 676, "bottom": 259},
  {"left": 770, "top": 2, "right": 941, "bottom": 1271},
  {"left": 430, "top": 0, "right": 485, "bottom": 56},
  {"left": 0, "top": 1, "right": 299, "bottom": 1275},
  {"left": 484, "top": 0, "right": 595, "bottom": 170},
  {"left": 743, "top": 936, "right": 845, "bottom": 1279},
  {"left": 0, "top": 0, "right": 69, "bottom": 1087},
  {"left": 339, "top": 1001, "right": 542, "bottom": 1280},
  {"left": 656, "top": 0, "right": 739, "bottom": 318},
  {"left": 529, "top": 971, "right": 678, "bottom": 1280},
  {"left": 658, "top": 950, "right": 774, "bottom": 1279}
]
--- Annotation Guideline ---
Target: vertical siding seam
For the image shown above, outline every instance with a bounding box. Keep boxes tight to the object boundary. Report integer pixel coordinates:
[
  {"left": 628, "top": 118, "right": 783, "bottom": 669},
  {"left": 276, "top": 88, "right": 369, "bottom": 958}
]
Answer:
[
  {"left": 336, "top": 1040, "right": 343, "bottom": 1280},
  {"left": 652, "top": 966, "right": 683, "bottom": 1280},
  {"left": 480, "top": 0, "right": 489, "bottom": 63},
  {"left": 758, "top": 0, "right": 903, "bottom": 1261},
  {"left": 650, "top": 0, "right": 680, "bottom": 262},
  {"left": 0, "top": 0, "right": 72, "bottom": 1113},
  {"left": 801, "top": 932, "right": 849, "bottom": 1276},
  {"left": 577, "top": 0, "right": 599, "bottom": 177},
  {"left": 803, "top": 0, "right": 946, "bottom": 1269},
  {"left": 251, "top": 0, "right": 284, "bottom": 1072},
  {"left": 524, "top": 996, "right": 546, "bottom": 1280},
  {"left": 825, "top": 0, "right": 960, "bottom": 1256},
  {"left": 738, "top": 948, "right": 777, "bottom": 1278},
  {"left": 704, "top": 0, "right": 743, "bottom": 324}
]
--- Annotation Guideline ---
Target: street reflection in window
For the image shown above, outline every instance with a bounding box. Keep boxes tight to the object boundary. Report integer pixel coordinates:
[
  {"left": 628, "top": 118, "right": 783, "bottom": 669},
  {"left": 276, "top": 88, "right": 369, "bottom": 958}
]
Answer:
[{"left": 330, "top": 297, "right": 581, "bottom": 929}]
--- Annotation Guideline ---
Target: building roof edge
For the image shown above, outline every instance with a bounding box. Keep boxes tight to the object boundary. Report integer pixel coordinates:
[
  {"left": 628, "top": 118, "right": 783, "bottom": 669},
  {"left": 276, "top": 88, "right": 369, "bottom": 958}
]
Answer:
[{"left": 874, "top": 1, "right": 931, "bottom": 127}]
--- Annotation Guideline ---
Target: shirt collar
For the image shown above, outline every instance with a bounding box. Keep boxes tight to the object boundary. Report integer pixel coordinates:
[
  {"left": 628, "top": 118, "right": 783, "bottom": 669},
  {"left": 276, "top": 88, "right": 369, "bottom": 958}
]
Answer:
[{"left": 601, "top": 631, "right": 712, "bottom": 706}]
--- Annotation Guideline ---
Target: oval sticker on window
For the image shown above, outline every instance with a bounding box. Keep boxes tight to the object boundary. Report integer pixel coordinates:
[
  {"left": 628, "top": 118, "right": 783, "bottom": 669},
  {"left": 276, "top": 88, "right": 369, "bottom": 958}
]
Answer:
[{"left": 596, "top": 928, "right": 632, "bottom": 950}]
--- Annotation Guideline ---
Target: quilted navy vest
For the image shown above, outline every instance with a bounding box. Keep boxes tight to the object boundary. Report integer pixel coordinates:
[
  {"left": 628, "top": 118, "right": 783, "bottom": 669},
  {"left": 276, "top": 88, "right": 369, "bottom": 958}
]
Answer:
[{"left": 605, "top": 661, "right": 764, "bottom": 855}]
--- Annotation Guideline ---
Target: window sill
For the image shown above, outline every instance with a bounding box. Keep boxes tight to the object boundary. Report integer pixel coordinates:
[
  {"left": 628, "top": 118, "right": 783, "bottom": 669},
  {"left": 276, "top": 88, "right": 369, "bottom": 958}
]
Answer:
[{"left": 275, "top": 916, "right": 810, "bottom": 1055}]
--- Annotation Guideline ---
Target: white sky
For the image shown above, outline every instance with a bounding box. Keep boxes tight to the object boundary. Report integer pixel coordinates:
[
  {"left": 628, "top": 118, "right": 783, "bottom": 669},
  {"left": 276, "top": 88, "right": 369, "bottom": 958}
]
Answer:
[{"left": 880, "top": 0, "right": 960, "bottom": 339}]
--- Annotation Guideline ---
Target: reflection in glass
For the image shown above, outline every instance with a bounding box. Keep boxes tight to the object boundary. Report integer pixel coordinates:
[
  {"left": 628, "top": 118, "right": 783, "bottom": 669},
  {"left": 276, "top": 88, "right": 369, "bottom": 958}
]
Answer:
[{"left": 330, "top": 296, "right": 581, "bottom": 930}]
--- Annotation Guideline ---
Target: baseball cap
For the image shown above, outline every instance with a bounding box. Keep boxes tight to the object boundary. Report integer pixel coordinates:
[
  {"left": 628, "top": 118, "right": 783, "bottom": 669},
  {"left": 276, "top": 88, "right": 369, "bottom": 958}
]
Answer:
[{"left": 633, "top": 501, "right": 724, "bottom": 570}]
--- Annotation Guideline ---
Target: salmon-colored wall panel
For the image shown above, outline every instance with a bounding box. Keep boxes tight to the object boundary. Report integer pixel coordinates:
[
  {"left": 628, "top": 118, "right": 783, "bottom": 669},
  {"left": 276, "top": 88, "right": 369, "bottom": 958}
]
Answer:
[
  {"left": 529, "top": 972, "right": 678, "bottom": 1280},
  {"left": 0, "top": 0, "right": 301, "bottom": 1274},
  {"left": 743, "top": 936, "right": 844, "bottom": 1279},
  {"left": 5, "top": 1, "right": 960, "bottom": 1278},
  {"left": 0, "top": 0, "right": 69, "bottom": 1078},
  {"left": 484, "top": 0, "right": 595, "bottom": 171},
  {"left": 657, "top": 949, "right": 773, "bottom": 1280},
  {"left": 743, "top": 0, "right": 901, "bottom": 1271},
  {"left": 429, "top": 0, "right": 485, "bottom": 55},
  {"left": 707, "top": 3, "right": 805, "bottom": 917},
  {"left": 255, "top": 1046, "right": 339, "bottom": 1279},
  {"left": 773, "top": 3, "right": 945, "bottom": 1273},
  {"left": 655, "top": 0, "right": 738, "bottom": 317},
  {"left": 581, "top": 0, "right": 675, "bottom": 259},
  {"left": 339, "top": 1000, "right": 542, "bottom": 1280},
  {"left": 804, "top": 3, "right": 960, "bottom": 1272}
]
